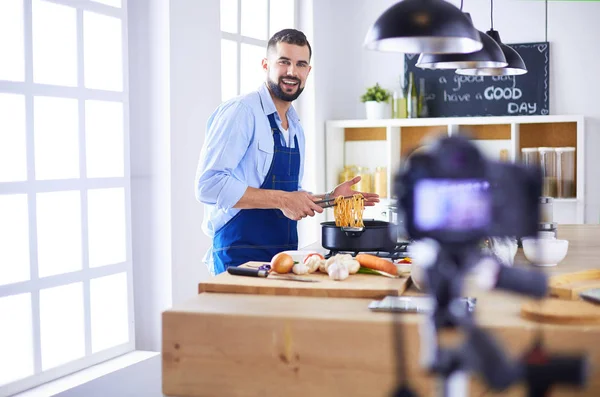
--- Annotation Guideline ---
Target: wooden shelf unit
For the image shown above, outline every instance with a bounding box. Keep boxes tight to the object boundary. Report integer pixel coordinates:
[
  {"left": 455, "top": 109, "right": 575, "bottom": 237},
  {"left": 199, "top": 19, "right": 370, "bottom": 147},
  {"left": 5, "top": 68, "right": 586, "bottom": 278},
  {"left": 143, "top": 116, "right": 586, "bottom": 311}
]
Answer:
[{"left": 324, "top": 115, "right": 585, "bottom": 224}]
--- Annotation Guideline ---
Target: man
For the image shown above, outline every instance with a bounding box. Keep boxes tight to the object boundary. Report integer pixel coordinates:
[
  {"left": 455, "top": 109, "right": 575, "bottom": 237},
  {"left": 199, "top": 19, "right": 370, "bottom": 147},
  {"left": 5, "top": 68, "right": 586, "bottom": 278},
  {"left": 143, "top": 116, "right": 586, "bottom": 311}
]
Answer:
[{"left": 196, "top": 29, "right": 378, "bottom": 275}]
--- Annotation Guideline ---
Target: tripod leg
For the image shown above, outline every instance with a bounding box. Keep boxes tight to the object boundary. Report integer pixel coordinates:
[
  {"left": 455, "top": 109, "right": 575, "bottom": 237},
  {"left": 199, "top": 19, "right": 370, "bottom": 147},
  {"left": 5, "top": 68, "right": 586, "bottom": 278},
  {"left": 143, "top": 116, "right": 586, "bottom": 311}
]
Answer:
[{"left": 438, "top": 371, "right": 469, "bottom": 397}]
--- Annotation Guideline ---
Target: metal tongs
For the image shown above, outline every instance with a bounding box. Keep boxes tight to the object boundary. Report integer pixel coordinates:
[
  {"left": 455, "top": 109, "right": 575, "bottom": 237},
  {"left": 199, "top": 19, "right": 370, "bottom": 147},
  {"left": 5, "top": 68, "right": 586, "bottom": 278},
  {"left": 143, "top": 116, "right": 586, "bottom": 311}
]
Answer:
[{"left": 314, "top": 195, "right": 355, "bottom": 208}]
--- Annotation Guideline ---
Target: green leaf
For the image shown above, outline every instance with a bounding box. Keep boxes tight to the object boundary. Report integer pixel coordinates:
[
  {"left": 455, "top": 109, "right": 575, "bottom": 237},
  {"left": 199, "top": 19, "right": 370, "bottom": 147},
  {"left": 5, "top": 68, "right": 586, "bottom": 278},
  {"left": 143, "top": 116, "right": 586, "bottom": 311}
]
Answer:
[
  {"left": 357, "top": 267, "right": 382, "bottom": 275},
  {"left": 360, "top": 82, "right": 391, "bottom": 102}
]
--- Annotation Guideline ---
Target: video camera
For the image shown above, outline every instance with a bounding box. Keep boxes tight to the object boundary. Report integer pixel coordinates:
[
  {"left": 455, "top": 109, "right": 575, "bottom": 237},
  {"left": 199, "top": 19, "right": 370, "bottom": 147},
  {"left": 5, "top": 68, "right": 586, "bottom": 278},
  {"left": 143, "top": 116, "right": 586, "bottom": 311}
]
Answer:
[{"left": 396, "top": 134, "right": 542, "bottom": 244}]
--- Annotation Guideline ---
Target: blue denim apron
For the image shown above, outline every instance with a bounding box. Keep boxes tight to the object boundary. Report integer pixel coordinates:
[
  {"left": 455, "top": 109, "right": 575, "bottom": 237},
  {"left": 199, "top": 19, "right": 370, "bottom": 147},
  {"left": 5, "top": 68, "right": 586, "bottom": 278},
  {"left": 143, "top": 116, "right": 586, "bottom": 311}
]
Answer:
[{"left": 212, "top": 113, "right": 300, "bottom": 275}]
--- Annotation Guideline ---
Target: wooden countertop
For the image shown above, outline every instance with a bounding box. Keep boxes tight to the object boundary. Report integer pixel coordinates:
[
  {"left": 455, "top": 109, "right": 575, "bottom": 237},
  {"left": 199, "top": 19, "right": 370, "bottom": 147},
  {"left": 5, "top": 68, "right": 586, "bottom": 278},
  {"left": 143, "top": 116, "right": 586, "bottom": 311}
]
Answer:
[{"left": 162, "top": 225, "right": 600, "bottom": 397}]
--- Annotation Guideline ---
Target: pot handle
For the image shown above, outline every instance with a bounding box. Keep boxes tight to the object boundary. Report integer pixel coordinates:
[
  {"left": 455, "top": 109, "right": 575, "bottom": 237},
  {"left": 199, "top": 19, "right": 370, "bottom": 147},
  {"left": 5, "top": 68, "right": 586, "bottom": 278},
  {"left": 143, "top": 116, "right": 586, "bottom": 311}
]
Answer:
[{"left": 341, "top": 226, "right": 365, "bottom": 238}]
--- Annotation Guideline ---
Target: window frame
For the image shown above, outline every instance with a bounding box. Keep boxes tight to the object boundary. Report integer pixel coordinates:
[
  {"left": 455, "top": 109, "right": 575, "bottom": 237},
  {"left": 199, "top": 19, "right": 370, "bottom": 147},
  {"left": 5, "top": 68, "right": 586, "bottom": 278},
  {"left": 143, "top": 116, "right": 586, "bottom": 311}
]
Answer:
[
  {"left": 220, "top": 0, "right": 298, "bottom": 101},
  {"left": 0, "top": 0, "right": 133, "bottom": 395}
]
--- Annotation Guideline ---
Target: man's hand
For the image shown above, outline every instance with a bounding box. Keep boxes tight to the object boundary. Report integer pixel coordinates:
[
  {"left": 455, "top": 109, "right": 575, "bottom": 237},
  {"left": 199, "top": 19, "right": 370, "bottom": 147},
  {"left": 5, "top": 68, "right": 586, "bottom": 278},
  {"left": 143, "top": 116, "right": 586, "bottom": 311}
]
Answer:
[
  {"left": 331, "top": 176, "right": 380, "bottom": 206},
  {"left": 280, "top": 191, "right": 324, "bottom": 221}
]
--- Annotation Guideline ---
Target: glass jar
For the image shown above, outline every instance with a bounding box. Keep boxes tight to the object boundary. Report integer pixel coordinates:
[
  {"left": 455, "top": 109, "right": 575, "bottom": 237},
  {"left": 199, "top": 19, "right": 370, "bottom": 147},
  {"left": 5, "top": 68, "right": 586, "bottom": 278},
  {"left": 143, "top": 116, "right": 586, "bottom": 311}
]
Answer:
[
  {"left": 354, "top": 167, "right": 371, "bottom": 193},
  {"left": 521, "top": 147, "right": 539, "bottom": 167},
  {"left": 338, "top": 165, "right": 356, "bottom": 185},
  {"left": 373, "top": 166, "right": 387, "bottom": 198},
  {"left": 538, "top": 222, "right": 558, "bottom": 239},
  {"left": 539, "top": 197, "right": 553, "bottom": 223},
  {"left": 556, "top": 147, "right": 575, "bottom": 198},
  {"left": 538, "top": 147, "right": 557, "bottom": 197}
]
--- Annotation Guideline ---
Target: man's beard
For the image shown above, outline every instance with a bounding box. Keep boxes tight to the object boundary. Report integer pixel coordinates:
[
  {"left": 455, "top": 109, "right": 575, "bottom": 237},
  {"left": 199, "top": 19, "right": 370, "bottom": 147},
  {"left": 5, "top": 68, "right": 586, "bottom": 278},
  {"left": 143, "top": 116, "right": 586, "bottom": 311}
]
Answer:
[{"left": 267, "top": 76, "right": 304, "bottom": 102}]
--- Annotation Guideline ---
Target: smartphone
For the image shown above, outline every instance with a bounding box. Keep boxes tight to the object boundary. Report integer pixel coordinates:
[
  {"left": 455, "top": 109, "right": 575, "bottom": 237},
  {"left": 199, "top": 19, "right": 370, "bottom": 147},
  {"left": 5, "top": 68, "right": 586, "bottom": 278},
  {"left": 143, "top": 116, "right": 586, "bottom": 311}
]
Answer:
[
  {"left": 579, "top": 288, "right": 600, "bottom": 304},
  {"left": 368, "top": 296, "right": 476, "bottom": 314}
]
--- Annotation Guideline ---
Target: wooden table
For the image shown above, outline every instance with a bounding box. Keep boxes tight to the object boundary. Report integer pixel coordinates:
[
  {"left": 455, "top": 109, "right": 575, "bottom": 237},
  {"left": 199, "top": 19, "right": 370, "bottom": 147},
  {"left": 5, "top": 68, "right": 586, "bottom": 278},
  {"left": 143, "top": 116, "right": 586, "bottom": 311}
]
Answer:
[{"left": 162, "top": 226, "right": 600, "bottom": 397}]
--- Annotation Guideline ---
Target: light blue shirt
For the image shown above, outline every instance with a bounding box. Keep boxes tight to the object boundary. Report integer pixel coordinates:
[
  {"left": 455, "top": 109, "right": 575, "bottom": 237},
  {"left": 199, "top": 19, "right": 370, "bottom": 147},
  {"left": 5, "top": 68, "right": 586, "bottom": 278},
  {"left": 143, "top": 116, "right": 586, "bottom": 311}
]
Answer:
[{"left": 195, "top": 83, "right": 306, "bottom": 241}]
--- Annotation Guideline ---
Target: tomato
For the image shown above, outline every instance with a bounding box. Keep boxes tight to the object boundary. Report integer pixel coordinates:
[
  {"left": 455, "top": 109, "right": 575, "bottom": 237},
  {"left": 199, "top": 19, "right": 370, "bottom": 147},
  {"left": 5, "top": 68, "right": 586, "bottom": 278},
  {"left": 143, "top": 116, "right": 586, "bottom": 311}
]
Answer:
[
  {"left": 303, "top": 253, "right": 324, "bottom": 264},
  {"left": 397, "top": 257, "right": 412, "bottom": 264}
]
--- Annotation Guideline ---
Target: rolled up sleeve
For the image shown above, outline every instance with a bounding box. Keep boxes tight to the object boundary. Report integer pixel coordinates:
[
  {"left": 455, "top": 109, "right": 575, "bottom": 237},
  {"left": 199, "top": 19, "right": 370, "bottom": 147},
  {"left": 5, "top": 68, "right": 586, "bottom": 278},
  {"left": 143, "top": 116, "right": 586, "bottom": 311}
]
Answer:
[{"left": 195, "top": 101, "right": 253, "bottom": 211}]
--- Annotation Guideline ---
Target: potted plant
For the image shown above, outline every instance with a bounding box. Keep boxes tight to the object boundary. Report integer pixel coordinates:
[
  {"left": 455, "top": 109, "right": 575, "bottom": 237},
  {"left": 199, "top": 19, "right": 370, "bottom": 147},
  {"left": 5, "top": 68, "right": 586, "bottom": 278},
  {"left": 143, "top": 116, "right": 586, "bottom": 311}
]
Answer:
[{"left": 360, "top": 83, "right": 391, "bottom": 120}]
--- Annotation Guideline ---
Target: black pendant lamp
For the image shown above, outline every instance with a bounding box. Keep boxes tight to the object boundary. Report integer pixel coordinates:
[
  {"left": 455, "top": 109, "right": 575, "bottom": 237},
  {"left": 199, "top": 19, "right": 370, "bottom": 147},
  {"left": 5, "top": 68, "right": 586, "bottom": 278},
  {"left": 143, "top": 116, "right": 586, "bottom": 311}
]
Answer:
[
  {"left": 456, "top": 0, "right": 527, "bottom": 76},
  {"left": 416, "top": 12, "right": 507, "bottom": 70},
  {"left": 364, "top": 0, "right": 483, "bottom": 54}
]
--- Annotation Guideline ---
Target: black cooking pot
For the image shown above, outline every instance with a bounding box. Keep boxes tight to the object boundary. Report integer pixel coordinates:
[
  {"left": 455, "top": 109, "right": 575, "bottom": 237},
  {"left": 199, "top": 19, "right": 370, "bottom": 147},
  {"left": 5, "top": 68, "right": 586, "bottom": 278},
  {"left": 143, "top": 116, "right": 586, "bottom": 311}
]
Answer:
[{"left": 321, "top": 220, "right": 397, "bottom": 252}]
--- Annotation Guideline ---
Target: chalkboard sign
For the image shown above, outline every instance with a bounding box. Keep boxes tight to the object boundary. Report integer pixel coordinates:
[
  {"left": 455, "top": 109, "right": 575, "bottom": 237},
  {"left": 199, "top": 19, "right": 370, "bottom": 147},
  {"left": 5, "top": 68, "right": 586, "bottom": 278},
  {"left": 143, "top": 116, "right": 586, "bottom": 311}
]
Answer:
[{"left": 404, "top": 42, "right": 549, "bottom": 117}]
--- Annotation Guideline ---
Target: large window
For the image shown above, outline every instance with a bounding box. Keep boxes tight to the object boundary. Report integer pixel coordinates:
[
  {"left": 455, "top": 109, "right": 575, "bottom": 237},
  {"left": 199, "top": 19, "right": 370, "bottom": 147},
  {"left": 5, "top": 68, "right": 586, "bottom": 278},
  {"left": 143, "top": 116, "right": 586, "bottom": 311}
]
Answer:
[
  {"left": 0, "top": 0, "right": 132, "bottom": 395},
  {"left": 220, "top": 0, "right": 296, "bottom": 101}
]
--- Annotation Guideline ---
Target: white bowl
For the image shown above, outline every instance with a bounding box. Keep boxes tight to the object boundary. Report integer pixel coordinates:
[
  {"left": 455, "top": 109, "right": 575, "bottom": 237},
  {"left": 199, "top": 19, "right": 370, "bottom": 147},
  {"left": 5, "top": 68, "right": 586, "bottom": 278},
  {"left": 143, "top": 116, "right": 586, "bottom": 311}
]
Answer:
[{"left": 521, "top": 238, "right": 569, "bottom": 267}]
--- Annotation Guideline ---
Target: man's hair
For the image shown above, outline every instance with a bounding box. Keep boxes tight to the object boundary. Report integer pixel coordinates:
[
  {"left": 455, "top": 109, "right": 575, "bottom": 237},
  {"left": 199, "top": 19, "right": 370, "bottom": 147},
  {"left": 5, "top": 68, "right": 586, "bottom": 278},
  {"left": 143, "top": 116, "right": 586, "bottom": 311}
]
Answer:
[{"left": 267, "top": 29, "right": 312, "bottom": 60}]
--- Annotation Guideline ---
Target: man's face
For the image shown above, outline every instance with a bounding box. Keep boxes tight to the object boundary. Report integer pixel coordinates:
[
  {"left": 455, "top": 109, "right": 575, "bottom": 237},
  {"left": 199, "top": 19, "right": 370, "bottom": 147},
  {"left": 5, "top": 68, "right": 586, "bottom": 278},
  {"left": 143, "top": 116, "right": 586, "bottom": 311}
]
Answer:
[{"left": 263, "top": 42, "right": 312, "bottom": 102}]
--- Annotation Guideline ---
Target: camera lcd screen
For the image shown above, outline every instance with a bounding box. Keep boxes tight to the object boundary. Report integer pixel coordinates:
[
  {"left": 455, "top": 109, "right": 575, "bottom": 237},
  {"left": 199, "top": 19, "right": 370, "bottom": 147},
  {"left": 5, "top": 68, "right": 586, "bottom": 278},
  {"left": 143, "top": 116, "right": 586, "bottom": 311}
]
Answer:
[{"left": 414, "top": 179, "right": 491, "bottom": 232}]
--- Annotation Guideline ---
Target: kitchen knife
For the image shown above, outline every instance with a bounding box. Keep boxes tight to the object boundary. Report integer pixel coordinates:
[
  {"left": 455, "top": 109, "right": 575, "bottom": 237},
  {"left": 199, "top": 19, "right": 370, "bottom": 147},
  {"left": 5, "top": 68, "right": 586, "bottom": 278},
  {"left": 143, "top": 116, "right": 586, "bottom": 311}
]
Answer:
[{"left": 227, "top": 266, "right": 319, "bottom": 282}]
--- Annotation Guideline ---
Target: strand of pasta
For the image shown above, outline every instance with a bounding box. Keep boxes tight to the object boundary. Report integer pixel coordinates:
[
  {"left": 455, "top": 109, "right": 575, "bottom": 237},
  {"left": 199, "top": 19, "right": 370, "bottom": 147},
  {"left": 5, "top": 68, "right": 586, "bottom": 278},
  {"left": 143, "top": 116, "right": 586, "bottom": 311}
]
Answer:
[{"left": 333, "top": 194, "right": 365, "bottom": 227}]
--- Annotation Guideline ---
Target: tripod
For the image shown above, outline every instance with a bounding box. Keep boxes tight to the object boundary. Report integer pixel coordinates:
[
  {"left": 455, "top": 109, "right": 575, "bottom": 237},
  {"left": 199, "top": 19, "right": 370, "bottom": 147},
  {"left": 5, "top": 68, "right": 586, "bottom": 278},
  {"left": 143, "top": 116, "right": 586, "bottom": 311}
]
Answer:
[{"left": 393, "top": 239, "right": 587, "bottom": 397}]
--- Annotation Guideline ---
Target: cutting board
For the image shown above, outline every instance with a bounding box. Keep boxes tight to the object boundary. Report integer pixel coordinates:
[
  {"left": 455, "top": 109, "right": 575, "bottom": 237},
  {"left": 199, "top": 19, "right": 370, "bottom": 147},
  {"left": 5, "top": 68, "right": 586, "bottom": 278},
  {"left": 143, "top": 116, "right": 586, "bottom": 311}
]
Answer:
[
  {"left": 521, "top": 298, "right": 600, "bottom": 325},
  {"left": 198, "top": 262, "right": 412, "bottom": 299},
  {"left": 549, "top": 269, "right": 600, "bottom": 300}
]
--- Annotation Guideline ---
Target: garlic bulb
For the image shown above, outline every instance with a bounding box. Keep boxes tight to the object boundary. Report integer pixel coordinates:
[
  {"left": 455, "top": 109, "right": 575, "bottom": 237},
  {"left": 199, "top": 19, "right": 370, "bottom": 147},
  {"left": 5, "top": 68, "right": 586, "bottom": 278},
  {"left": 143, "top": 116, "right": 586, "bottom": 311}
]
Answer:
[
  {"left": 327, "top": 262, "right": 349, "bottom": 281},
  {"left": 304, "top": 255, "right": 322, "bottom": 273},
  {"left": 342, "top": 259, "right": 360, "bottom": 274},
  {"left": 292, "top": 262, "right": 310, "bottom": 275},
  {"left": 320, "top": 256, "right": 336, "bottom": 273}
]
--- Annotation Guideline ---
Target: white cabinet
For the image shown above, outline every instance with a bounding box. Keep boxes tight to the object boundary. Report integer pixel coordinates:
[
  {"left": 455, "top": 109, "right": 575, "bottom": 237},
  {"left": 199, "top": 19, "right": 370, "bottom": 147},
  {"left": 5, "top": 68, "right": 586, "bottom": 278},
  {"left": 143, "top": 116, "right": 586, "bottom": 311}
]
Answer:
[{"left": 322, "top": 115, "right": 585, "bottom": 224}]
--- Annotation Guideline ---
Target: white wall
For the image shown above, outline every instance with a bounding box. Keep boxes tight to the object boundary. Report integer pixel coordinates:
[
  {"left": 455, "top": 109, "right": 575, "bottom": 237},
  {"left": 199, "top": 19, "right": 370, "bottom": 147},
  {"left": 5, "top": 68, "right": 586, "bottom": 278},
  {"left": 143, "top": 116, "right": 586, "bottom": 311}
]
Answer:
[
  {"left": 128, "top": 0, "right": 220, "bottom": 355},
  {"left": 128, "top": 0, "right": 173, "bottom": 353},
  {"left": 168, "top": 0, "right": 220, "bottom": 304},
  {"left": 310, "top": 0, "right": 600, "bottom": 225}
]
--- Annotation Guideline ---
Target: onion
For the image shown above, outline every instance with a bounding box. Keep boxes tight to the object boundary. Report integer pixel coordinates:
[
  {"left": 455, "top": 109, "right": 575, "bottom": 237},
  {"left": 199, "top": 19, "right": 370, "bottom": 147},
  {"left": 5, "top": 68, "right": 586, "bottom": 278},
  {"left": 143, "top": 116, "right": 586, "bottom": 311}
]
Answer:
[{"left": 270, "top": 252, "right": 294, "bottom": 274}]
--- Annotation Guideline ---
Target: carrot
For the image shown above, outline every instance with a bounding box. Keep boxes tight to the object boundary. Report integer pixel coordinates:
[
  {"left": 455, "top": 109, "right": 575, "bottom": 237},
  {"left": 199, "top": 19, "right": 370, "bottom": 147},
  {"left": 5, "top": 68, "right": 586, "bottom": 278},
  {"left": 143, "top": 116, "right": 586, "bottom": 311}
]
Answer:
[{"left": 356, "top": 254, "right": 398, "bottom": 276}]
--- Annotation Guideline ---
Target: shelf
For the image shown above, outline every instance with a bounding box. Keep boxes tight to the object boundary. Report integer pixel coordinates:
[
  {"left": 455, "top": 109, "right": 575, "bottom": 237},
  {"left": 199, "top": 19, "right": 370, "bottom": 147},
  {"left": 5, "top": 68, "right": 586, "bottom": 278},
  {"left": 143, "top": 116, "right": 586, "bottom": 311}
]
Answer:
[
  {"left": 325, "top": 115, "right": 584, "bottom": 129},
  {"left": 323, "top": 115, "right": 586, "bottom": 224}
]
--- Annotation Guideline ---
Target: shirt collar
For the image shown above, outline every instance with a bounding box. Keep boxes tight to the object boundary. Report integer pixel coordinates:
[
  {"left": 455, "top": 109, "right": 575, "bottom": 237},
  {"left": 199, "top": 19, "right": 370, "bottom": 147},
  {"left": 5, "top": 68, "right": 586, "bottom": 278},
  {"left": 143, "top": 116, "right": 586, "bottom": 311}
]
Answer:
[{"left": 258, "top": 83, "right": 300, "bottom": 124}]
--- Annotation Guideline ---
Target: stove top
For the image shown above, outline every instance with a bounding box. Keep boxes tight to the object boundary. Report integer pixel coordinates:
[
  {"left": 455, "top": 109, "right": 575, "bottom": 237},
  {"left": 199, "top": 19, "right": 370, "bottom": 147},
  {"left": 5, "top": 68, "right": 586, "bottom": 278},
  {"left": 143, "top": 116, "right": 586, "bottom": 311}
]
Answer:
[{"left": 324, "top": 242, "right": 410, "bottom": 260}]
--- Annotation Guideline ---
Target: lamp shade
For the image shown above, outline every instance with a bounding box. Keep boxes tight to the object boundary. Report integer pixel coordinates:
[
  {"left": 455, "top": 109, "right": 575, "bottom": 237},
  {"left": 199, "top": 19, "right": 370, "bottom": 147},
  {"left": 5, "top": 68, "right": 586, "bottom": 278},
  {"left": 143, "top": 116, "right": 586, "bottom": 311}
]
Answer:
[
  {"left": 416, "top": 14, "right": 507, "bottom": 69},
  {"left": 456, "top": 29, "right": 527, "bottom": 76},
  {"left": 364, "top": 0, "right": 483, "bottom": 54}
]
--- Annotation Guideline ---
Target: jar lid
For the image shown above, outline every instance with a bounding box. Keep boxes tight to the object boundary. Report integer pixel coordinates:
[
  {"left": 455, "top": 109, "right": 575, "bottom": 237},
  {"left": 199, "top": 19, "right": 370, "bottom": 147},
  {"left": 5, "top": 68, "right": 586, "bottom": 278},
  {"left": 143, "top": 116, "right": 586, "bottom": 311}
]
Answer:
[
  {"left": 521, "top": 148, "right": 538, "bottom": 152},
  {"left": 555, "top": 147, "right": 576, "bottom": 152},
  {"left": 538, "top": 222, "right": 558, "bottom": 230},
  {"left": 539, "top": 197, "right": 553, "bottom": 203},
  {"left": 537, "top": 147, "right": 556, "bottom": 152}
]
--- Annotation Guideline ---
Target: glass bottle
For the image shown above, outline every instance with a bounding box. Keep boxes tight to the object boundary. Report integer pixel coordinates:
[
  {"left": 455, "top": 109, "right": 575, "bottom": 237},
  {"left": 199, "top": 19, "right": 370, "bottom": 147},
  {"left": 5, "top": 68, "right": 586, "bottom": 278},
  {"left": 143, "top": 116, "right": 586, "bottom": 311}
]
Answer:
[
  {"left": 418, "top": 78, "right": 428, "bottom": 118},
  {"left": 407, "top": 72, "right": 418, "bottom": 118},
  {"left": 392, "top": 77, "right": 407, "bottom": 119}
]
